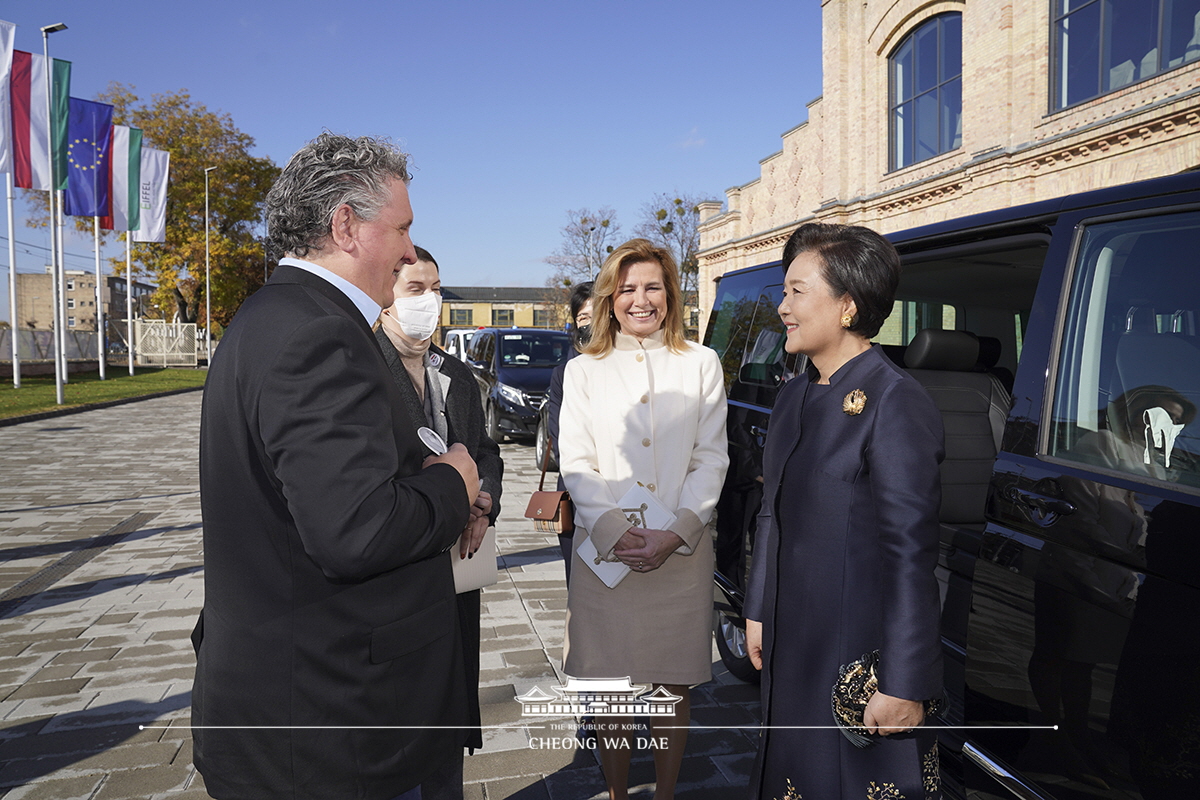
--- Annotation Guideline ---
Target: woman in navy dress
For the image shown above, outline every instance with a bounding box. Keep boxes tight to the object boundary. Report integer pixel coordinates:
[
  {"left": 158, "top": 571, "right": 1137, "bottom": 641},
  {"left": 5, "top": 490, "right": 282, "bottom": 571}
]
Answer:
[{"left": 745, "top": 223, "right": 945, "bottom": 800}]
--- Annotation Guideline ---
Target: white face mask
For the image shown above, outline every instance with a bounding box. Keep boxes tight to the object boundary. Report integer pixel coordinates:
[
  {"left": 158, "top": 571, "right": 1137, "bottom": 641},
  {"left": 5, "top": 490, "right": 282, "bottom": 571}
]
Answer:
[{"left": 388, "top": 292, "right": 442, "bottom": 341}]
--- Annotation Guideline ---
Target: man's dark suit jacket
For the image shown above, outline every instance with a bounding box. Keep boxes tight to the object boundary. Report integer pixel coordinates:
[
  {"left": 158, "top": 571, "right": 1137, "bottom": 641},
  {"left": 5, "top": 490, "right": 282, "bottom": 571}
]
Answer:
[
  {"left": 374, "top": 330, "right": 504, "bottom": 752},
  {"left": 193, "top": 265, "right": 471, "bottom": 800}
]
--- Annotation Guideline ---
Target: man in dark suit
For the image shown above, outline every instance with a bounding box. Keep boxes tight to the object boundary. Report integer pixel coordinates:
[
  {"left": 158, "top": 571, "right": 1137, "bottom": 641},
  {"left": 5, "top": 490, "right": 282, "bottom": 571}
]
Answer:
[{"left": 192, "top": 133, "right": 479, "bottom": 800}]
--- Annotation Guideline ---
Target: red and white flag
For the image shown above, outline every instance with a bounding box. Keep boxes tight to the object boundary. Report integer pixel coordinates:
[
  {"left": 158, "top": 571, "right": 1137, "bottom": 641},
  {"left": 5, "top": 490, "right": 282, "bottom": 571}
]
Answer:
[{"left": 9, "top": 50, "right": 69, "bottom": 190}]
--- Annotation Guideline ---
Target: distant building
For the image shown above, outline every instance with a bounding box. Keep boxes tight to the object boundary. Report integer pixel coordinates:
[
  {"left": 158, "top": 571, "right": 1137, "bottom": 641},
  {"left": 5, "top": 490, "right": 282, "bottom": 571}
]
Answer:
[
  {"left": 439, "top": 286, "right": 563, "bottom": 339},
  {"left": 697, "top": 0, "right": 1200, "bottom": 332},
  {"left": 15, "top": 268, "right": 154, "bottom": 331}
]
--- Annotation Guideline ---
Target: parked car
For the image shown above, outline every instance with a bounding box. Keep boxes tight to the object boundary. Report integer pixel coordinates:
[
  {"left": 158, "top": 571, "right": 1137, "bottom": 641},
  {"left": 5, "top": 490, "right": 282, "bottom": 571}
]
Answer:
[
  {"left": 464, "top": 327, "right": 573, "bottom": 443},
  {"left": 707, "top": 170, "right": 1200, "bottom": 800},
  {"left": 441, "top": 328, "right": 475, "bottom": 362}
]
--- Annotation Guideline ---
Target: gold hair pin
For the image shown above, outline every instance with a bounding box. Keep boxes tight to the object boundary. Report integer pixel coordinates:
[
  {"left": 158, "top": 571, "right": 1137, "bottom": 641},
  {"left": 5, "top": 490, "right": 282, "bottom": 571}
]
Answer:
[{"left": 843, "top": 389, "right": 867, "bottom": 416}]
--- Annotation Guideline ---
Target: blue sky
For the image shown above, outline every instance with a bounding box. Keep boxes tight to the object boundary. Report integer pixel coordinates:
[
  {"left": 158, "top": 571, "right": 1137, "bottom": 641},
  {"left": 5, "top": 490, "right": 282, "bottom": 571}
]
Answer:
[{"left": 1, "top": 0, "right": 823, "bottom": 321}]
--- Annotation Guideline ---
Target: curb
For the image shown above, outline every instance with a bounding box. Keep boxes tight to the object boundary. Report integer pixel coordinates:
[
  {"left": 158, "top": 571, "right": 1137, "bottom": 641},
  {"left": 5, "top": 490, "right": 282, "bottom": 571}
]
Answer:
[{"left": 0, "top": 384, "right": 205, "bottom": 428}]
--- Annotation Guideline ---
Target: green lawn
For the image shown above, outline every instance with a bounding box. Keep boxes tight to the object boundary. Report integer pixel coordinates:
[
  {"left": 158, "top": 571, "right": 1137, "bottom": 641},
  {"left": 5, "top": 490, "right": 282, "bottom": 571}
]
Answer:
[{"left": 0, "top": 368, "right": 207, "bottom": 420}]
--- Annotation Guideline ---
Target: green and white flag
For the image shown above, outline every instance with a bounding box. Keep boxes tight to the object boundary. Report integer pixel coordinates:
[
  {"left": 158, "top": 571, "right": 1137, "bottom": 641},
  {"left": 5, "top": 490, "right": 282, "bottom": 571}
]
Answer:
[
  {"left": 133, "top": 147, "right": 169, "bottom": 243},
  {"left": 102, "top": 125, "right": 142, "bottom": 231}
]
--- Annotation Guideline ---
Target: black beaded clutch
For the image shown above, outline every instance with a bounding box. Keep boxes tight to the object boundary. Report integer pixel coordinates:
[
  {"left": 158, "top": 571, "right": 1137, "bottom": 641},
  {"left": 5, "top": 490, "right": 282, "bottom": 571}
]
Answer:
[{"left": 831, "top": 650, "right": 943, "bottom": 748}]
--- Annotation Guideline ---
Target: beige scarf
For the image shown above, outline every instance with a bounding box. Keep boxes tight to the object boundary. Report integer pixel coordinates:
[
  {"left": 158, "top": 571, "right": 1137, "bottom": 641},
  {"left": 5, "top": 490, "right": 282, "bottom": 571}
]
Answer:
[{"left": 379, "top": 308, "right": 432, "bottom": 402}]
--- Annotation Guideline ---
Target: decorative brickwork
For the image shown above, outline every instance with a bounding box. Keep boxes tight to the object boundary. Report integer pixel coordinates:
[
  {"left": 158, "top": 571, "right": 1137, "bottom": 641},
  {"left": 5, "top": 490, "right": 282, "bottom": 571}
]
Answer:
[{"left": 697, "top": 0, "right": 1200, "bottom": 333}]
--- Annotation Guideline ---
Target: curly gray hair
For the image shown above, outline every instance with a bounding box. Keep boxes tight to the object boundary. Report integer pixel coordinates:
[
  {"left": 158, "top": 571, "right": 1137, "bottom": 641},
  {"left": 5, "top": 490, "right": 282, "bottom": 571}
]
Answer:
[{"left": 266, "top": 133, "right": 412, "bottom": 258}]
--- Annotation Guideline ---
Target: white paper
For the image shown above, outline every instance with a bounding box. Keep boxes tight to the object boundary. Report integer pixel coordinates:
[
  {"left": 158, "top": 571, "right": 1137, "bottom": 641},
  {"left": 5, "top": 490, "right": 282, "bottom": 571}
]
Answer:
[{"left": 580, "top": 484, "right": 677, "bottom": 589}]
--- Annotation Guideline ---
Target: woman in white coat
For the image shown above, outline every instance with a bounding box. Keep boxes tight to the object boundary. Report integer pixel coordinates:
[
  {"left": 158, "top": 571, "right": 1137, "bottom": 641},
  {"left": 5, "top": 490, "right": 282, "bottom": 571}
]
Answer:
[{"left": 559, "top": 238, "right": 729, "bottom": 800}]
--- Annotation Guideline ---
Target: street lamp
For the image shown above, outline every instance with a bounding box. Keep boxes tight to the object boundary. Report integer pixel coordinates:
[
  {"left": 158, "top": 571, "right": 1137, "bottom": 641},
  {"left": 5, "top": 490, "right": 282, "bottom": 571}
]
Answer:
[
  {"left": 204, "top": 166, "right": 216, "bottom": 365},
  {"left": 42, "top": 23, "right": 67, "bottom": 404}
]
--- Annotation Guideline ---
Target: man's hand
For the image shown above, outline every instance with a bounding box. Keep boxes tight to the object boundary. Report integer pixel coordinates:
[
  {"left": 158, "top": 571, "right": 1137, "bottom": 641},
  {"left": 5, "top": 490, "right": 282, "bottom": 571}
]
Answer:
[
  {"left": 458, "top": 491, "right": 492, "bottom": 559},
  {"left": 423, "top": 443, "right": 478, "bottom": 505},
  {"left": 746, "top": 619, "right": 763, "bottom": 671},
  {"left": 613, "top": 528, "right": 684, "bottom": 572}
]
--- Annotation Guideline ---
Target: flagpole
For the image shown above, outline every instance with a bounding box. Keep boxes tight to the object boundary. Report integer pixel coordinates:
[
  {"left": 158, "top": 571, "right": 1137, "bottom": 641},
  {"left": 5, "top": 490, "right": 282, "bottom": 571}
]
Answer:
[
  {"left": 42, "top": 24, "right": 66, "bottom": 404},
  {"left": 6, "top": 173, "right": 18, "bottom": 388},
  {"left": 93, "top": 216, "right": 105, "bottom": 379},
  {"left": 56, "top": 195, "right": 68, "bottom": 384},
  {"left": 126, "top": 236, "right": 134, "bottom": 376}
]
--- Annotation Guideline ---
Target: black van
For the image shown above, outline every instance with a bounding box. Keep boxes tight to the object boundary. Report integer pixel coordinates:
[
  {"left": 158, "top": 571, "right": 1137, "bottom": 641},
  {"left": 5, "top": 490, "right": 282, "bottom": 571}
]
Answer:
[
  {"left": 464, "top": 327, "right": 573, "bottom": 442},
  {"left": 707, "top": 170, "right": 1200, "bottom": 800}
]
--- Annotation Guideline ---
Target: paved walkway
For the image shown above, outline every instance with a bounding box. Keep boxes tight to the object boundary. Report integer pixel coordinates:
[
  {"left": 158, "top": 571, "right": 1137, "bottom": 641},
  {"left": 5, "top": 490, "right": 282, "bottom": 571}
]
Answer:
[{"left": 0, "top": 393, "right": 760, "bottom": 799}]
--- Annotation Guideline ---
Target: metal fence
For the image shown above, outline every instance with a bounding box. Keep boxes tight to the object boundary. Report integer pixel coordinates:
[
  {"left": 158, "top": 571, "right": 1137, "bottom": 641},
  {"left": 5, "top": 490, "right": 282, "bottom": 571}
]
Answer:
[
  {"left": 0, "top": 329, "right": 99, "bottom": 360},
  {"left": 134, "top": 320, "right": 198, "bottom": 367}
]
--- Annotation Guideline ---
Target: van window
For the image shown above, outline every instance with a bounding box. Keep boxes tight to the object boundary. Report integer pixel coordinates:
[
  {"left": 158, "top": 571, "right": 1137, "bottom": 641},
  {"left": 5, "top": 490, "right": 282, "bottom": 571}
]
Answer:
[
  {"left": 892, "top": 236, "right": 1049, "bottom": 375},
  {"left": 1047, "top": 210, "right": 1200, "bottom": 490},
  {"left": 706, "top": 266, "right": 799, "bottom": 398}
]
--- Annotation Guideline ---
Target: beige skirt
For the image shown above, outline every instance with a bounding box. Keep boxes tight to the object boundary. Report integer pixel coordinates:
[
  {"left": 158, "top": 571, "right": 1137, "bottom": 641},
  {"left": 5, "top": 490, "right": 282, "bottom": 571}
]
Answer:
[{"left": 562, "top": 526, "right": 714, "bottom": 686}]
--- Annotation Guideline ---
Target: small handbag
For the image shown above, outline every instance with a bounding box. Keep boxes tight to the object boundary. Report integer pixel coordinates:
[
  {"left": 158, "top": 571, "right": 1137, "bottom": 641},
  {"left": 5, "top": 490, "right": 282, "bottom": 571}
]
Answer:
[
  {"left": 831, "top": 650, "right": 943, "bottom": 748},
  {"left": 523, "top": 439, "right": 574, "bottom": 534}
]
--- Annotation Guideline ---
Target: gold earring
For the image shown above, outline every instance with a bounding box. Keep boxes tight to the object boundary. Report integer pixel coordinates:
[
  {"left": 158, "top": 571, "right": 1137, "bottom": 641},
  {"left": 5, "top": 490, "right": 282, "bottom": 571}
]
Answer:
[{"left": 840, "top": 313, "right": 854, "bottom": 329}]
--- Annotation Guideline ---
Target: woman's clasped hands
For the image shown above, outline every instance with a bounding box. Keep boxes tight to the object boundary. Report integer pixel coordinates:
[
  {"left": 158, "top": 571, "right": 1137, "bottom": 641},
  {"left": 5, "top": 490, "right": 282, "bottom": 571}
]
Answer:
[{"left": 613, "top": 527, "right": 684, "bottom": 572}]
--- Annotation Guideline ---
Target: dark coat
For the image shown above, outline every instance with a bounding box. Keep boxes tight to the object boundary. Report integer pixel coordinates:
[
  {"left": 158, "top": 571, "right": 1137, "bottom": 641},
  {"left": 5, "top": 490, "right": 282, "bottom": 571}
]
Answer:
[
  {"left": 745, "top": 345, "right": 945, "bottom": 800},
  {"left": 194, "top": 266, "right": 471, "bottom": 800},
  {"left": 374, "top": 328, "right": 504, "bottom": 751}
]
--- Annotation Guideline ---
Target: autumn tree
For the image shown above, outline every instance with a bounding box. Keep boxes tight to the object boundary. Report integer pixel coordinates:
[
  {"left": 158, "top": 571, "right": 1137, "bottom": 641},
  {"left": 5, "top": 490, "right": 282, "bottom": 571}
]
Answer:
[{"left": 25, "top": 84, "right": 279, "bottom": 329}]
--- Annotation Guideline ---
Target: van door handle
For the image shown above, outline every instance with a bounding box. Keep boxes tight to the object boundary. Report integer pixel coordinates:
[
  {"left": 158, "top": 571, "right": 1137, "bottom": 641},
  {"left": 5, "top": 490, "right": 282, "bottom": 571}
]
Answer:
[
  {"left": 750, "top": 425, "right": 769, "bottom": 448},
  {"left": 1004, "top": 486, "right": 1076, "bottom": 523},
  {"left": 962, "top": 743, "right": 1046, "bottom": 800}
]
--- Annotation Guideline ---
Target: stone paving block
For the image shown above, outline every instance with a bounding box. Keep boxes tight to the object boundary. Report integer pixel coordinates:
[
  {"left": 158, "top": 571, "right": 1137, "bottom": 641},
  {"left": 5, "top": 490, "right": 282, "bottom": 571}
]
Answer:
[
  {"left": 90, "top": 764, "right": 191, "bottom": 800},
  {"left": 481, "top": 774, "right": 553, "bottom": 800},
  {"left": 84, "top": 666, "right": 193, "bottom": 690},
  {"left": 4, "top": 679, "right": 92, "bottom": 701},
  {"left": 7, "top": 693, "right": 96, "bottom": 720},
  {"left": 47, "top": 648, "right": 119, "bottom": 666},
  {"left": 542, "top": 764, "right": 608, "bottom": 800},
  {"left": 0, "top": 773, "right": 104, "bottom": 800},
  {"left": 68, "top": 740, "right": 183, "bottom": 774},
  {"left": 463, "top": 741, "right": 593, "bottom": 782},
  {"left": 0, "top": 723, "right": 155, "bottom": 761}
]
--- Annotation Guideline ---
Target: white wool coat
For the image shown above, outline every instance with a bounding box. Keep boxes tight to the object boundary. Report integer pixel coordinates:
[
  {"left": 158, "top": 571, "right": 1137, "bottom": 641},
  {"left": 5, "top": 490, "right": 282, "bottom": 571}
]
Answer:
[{"left": 560, "top": 330, "right": 729, "bottom": 685}]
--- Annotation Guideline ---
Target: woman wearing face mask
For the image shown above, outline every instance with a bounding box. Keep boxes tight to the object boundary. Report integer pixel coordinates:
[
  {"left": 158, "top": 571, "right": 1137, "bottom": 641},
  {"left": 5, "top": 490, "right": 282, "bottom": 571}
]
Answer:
[
  {"left": 544, "top": 280, "right": 594, "bottom": 584},
  {"left": 374, "top": 246, "right": 503, "bottom": 800}
]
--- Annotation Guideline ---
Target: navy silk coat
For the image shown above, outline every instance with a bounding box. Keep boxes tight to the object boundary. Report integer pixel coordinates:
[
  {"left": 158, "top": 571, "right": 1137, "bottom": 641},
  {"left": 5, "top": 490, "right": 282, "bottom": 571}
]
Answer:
[{"left": 745, "top": 345, "right": 945, "bottom": 800}]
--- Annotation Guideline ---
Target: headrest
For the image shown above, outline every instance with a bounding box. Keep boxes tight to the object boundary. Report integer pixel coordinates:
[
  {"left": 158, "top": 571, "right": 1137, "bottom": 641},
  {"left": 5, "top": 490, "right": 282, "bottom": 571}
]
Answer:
[
  {"left": 976, "top": 336, "right": 1002, "bottom": 369},
  {"left": 904, "top": 329, "right": 980, "bottom": 372}
]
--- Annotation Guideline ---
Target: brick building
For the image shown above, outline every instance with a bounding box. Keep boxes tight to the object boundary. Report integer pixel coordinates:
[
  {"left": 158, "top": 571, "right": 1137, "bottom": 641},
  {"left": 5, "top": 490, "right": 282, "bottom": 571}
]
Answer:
[
  {"left": 15, "top": 268, "right": 154, "bottom": 331},
  {"left": 697, "top": 0, "right": 1200, "bottom": 331}
]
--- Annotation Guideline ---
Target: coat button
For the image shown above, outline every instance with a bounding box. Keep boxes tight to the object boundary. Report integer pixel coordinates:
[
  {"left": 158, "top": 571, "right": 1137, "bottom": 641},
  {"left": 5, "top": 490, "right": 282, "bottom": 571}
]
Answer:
[
  {"left": 636, "top": 353, "right": 644, "bottom": 362},
  {"left": 640, "top": 395, "right": 649, "bottom": 404},
  {"left": 642, "top": 438, "right": 651, "bottom": 447},
  {"left": 647, "top": 483, "right": 656, "bottom": 492}
]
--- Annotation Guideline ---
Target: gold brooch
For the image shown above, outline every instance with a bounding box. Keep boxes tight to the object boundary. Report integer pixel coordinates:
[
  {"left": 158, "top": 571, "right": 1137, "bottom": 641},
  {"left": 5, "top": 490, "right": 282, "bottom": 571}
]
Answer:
[{"left": 843, "top": 389, "right": 867, "bottom": 415}]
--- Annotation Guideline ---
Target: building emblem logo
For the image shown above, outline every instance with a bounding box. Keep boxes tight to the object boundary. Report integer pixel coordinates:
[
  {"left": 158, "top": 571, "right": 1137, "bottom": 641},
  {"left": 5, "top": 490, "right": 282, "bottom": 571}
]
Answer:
[{"left": 516, "top": 678, "right": 682, "bottom": 717}]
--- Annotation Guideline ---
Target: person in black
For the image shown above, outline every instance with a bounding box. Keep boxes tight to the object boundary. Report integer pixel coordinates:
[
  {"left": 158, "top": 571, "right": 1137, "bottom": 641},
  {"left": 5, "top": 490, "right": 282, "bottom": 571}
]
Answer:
[{"left": 544, "top": 280, "right": 593, "bottom": 584}]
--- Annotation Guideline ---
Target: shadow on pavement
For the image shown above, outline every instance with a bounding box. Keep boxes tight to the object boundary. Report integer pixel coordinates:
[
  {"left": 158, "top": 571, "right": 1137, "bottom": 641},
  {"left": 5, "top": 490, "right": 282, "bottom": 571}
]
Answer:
[
  {"left": 0, "top": 524, "right": 202, "bottom": 563},
  {"left": 0, "top": 691, "right": 192, "bottom": 789},
  {"left": 2, "top": 565, "right": 203, "bottom": 619}
]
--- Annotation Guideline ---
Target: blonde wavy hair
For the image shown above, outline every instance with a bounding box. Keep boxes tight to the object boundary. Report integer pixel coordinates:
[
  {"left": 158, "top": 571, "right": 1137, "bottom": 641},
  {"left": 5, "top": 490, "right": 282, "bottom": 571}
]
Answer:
[{"left": 581, "top": 238, "right": 687, "bottom": 357}]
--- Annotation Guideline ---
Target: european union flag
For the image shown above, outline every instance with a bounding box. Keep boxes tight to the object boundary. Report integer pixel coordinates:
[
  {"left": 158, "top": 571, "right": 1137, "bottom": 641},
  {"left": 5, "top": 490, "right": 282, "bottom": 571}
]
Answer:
[{"left": 63, "top": 98, "right": 113, "bottom": 217}]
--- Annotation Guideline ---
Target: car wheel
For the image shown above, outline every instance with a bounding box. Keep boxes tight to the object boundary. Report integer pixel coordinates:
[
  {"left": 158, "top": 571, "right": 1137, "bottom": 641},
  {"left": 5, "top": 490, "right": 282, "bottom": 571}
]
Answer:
[
  {"left": 714, "top": 611, "right": 761, "bottom": 684},
  {"left": 486, "top": 401, "right": 505, "bottom": 443},
  {"left": 535, "top": 417, "right": 557, "bottom": 472}
]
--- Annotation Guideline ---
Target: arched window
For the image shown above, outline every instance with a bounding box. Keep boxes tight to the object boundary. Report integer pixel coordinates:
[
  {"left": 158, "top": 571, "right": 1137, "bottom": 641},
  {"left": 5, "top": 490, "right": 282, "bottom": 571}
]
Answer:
[
  {"left": 890, "top": 13, "right": 963, "bottom": 170},
  {"left": 1053, "top": 0, "right": 1200, "bottom": 110}
]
